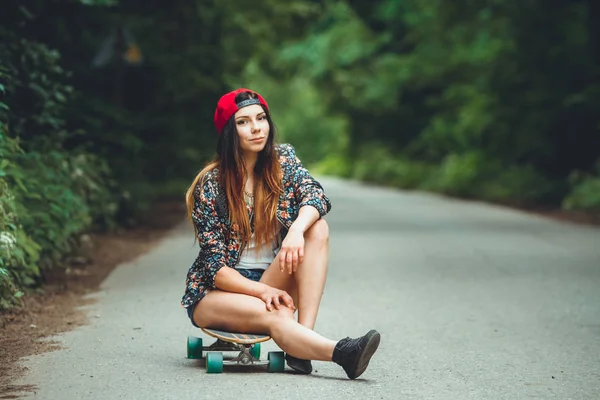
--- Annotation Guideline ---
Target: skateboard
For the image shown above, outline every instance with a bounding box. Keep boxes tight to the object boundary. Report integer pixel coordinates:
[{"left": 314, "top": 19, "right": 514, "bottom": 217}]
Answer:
[{"left": 187, "top": 328, "right": 285, "bottom": 373}]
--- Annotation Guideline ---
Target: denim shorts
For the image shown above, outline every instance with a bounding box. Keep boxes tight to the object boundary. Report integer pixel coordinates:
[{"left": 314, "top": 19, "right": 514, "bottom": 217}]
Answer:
[
  {"left": 186, "top": 268, "right": 265, "bottom": 327},
  {"left": 236, "top": 268, "right": 265, "bottom": 283}
]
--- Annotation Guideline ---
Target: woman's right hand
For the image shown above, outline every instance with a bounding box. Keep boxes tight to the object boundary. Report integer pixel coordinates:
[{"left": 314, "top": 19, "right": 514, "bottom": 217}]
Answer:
[{"left": 259, "top": 286, "right": 296, "bottom": 312}]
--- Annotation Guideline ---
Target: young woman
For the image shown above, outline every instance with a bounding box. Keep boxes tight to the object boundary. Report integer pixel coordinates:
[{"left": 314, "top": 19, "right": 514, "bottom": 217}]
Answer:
[{"left": 181, "top": 88, "right": 380, "bottom": 379}]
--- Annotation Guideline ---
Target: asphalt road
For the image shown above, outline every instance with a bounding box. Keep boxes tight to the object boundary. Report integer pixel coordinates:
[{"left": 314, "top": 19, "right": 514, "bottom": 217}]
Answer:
[{"left": 13, "top": 177, "right": 600, "bottom": 400}]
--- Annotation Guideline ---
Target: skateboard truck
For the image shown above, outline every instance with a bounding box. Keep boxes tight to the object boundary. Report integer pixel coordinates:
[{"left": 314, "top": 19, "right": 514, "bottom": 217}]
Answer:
[
  {"left": 205, "top": 338, "right": 240, "bottom": 352},
  {"left": 228, "top": 344, "right": 260, "bottom": 365}
]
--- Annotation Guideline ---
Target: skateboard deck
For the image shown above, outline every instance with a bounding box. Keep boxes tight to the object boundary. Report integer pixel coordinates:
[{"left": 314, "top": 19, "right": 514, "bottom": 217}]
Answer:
[
  {"left": 187, "top": 328, "right": 285, "bottom": 373},
  {"left": 201, "top": 328, "right": 271, "bottom": 345}
]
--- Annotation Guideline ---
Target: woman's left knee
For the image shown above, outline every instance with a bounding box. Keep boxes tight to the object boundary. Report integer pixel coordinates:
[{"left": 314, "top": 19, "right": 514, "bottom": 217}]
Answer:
[{"left": 305, "top": 219, "right": 329, "bottom": 243}]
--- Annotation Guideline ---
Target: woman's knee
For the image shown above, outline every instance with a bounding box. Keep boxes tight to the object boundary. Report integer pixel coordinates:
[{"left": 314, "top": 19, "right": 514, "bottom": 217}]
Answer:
[
  {"left": 305, "top": 219, "right": 329, "bottom": 244},
  {"left": 268, "top": 306, "right": 295, "bottom": 321},
  {"left": 265, "top": 306, "right": 295, "bottom": 335}
]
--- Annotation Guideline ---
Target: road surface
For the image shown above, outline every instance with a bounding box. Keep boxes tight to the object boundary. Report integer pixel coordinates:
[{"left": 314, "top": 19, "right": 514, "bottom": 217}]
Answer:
[{"left": 13, "top": 177, "right": 600, "bottom": 399}]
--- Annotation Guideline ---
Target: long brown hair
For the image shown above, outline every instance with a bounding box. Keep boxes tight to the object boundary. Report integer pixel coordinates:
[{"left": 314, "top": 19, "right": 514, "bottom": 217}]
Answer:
[{"left": 185, "top": 90, "right": 282, "bottom": 250}]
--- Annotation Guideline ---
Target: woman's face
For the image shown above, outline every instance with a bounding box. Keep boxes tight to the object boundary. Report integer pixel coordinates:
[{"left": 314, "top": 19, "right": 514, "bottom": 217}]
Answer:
[{"left": 234, "top": 104, "right": 270, "bottom": 156}]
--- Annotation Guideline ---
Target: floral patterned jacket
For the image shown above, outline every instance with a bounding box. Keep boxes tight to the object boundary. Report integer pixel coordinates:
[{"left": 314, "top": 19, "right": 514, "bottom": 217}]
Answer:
[{"left": 181, "top": 143, "right": 332, "bottom": 309}]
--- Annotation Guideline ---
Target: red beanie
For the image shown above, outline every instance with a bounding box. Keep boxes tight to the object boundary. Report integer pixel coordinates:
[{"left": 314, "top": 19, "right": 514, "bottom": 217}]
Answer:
[{"left": 213, "top": 88, "right": 269, "bottom": 135}]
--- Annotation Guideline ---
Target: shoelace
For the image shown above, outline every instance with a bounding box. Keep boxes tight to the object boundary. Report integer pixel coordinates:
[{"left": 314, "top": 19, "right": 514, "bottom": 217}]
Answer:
[{"left": 339, "top": 337, "right": 363, "bottom": 358}]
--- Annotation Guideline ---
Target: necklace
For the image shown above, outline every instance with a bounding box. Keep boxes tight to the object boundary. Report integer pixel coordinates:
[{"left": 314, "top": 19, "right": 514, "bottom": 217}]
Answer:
[{"left": 244, "top": 189, "right": 254, "bottom": 206}]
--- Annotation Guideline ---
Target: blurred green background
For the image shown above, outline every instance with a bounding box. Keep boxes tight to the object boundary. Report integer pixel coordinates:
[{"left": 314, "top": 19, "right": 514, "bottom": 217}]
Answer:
[{"left": 1, "top": 0, "right": 599, "bottom": 307}]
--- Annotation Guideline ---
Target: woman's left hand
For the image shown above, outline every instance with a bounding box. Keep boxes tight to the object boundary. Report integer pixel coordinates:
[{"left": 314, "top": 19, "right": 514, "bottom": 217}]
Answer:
[{"left": 279, "top": 228, "right": 304, "bottom": 274}]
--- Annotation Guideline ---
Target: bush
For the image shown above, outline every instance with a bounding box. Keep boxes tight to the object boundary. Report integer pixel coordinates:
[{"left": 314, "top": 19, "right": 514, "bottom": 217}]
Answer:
[
  {"left": 563, "top": 166, "right": 600, "bottom": 211},
  {"left": 0, "top": 123, "right": 118, "bottom": 310},
  {"left": 0, "top": 136, "right": 41, "bottom": 309},
  {"left": 421, "top": 152, "right": 491, "bottom": 196},
  {"left": 342, "top": 145, "right": 558, "bottom": 206},
  {"left": 0, "top": 27, "right": 118, "bottom": 309},
  {"left": 312, "top": 153, "right": 353, "bottom": 178},
  {"left": 12, "top": 150, "right": 91, "bottom": 266},
  {"left": 352, "top": 144, "right": 434, "bottom": 188},
  {"left": 480, "top": 165, "right": 558, "bottom": 205}
]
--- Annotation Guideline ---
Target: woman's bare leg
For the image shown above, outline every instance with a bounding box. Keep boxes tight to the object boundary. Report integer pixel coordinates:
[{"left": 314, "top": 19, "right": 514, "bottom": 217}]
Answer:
[
  {"left": 193, "top": 290, "right": 336, "bottom": 361},
  {"left": 260, "top": 219, "right": 329, "bottom": 330},
  {"left": 294, "top": 219, "right": 329, "bottom": 329}
]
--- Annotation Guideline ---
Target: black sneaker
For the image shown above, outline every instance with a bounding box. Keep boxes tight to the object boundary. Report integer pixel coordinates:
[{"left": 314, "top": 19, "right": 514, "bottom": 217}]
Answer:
[
  {"left": 332, "top": 329, "right": 381, "bottom": 379},
  {"left": 285, "top": 354, "right": 313, "bottom": 374}
]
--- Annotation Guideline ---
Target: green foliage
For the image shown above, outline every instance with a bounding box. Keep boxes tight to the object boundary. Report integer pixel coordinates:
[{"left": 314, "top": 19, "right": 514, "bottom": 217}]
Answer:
[
  {"left": 262, "top": 0, "right": 599, "bottom": 210},
  {"left": 563, "top": 165, "right": 600, "bottom": 211},
  {"left": 69, "top": 153, "right": 119, "bottom": 229},
  {"left": 312, "top": 154, "right": 353, "bottom": 178},
  {"left": 421, "top": 152, "right": 490, "bottom": 196},
  {"left": 350, "top": 144, "right": 433, "bottom": 189},
  {"left": 10, "top": 150, "right": 89, "bottom": 265},
  {"left": 325, "top": 144, "right": 556, "bottom": 205},
  {"left": 0, "top": 3, "right": 120, "bottom": 308},
  {"left": 278, "top": 2, "right": 398, "bottom": 113},
  {"left": 0, "top": 135, "right": 41, "bottom": 309},
  {"left": 79, "top": 0, "right": 118, "bottom": 5},
  {"left": 0, "top": 118, "right": 117, "bottom": 308},
  {"left": 0, "top": 29, "right": 74, "bottom": 147},
  {"left": 422, "top": 151, "right": 556, "bottom": 204},
  {"left": 479, "top": 166, "right": 558, "bottom": 205}
]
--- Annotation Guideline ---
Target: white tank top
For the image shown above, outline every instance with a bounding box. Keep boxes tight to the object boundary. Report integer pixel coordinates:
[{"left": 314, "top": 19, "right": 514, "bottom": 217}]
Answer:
[{"left": 236, "top": 234, "right": 281, "bottom": 270}]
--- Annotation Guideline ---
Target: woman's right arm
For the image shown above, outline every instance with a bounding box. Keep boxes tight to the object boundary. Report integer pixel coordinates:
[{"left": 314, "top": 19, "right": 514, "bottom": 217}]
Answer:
[
  {"left": 214, "top": 267, "right": 265, "bottom": 297},
  {"left": 214, "top": 268, "right": 294, "bottom": 311},
  {"left": 194, "top": 177, "right": 294, "bottom": 311}
]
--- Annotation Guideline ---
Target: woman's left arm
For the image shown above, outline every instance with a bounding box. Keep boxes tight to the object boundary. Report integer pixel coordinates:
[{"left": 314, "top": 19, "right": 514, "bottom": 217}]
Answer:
[
  {"left": 290, "top": 205, "right": 320, "bottom": 233},
  {"left": 279, "top": 144, "right": 332, "bottom": 273},
  {"left": 280, "top": 205, "right": 320, "bottom": 274},
  {"left": 287, "top": 145, "right": 332, "bottom": 218}
]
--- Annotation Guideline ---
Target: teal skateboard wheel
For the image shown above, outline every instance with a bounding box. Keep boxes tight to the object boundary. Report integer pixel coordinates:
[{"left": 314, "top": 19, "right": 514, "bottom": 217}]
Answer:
[
  {"left": 250, "top": 343, "right": 261, "bottom": 360},
  {"left": 206, "top": 352, "right": 224, "bottom": 373},
  {"left": 187, "top": 336, "right": 203, "bottom": 359},
  {"left": 267, "top": 351, "right": 285, "bottom": 372}
]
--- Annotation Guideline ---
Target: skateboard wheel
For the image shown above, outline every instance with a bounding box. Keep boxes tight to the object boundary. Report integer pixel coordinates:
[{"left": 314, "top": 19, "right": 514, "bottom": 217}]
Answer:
[
  {"left": 187, "top": 336, "right": 203, "bottom": 359},
  {"left": 206, "top": 352, "right": 224, "bottom": 373},
  {"left": 267, "top": 351, "right": 285, "bottom": 372},
  {"left": 250, "top": 343, "right": 261, "bottom": 360}
]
